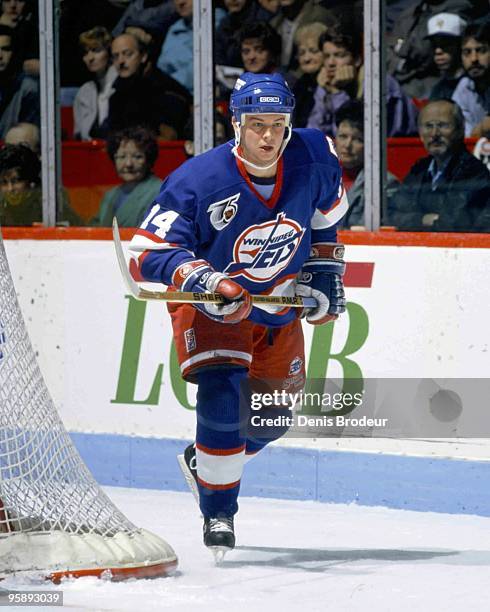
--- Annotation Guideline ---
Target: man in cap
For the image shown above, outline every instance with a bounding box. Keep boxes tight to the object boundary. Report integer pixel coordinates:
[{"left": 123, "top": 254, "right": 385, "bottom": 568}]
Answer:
[{"left": 427, "top": 12, "right": 467, "bottom": 99}]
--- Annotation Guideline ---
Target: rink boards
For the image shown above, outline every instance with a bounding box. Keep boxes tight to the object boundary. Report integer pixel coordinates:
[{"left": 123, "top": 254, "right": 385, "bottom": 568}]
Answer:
[{"left": 4, "top": 238, "right": 490, "bottom": 516}]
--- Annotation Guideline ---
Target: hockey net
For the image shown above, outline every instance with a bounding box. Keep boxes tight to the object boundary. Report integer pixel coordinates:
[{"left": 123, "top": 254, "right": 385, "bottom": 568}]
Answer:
[{"left": 0, "top": 232, "right": 177, "bottom": 581}]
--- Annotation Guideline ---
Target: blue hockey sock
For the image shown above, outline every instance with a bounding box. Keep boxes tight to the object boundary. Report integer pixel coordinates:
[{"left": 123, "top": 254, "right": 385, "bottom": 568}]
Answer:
[{"left": 195, "top": 367, "right": 248, "bottom": 518}]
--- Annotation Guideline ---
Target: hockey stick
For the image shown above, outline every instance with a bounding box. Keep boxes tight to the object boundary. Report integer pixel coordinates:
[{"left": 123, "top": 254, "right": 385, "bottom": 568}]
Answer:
[{"left": 112, "top": 219, "right": 318, "bottom": 308}]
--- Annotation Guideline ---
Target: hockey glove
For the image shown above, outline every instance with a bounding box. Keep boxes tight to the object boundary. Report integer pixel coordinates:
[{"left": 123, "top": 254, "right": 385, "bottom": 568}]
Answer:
[
  {"left": 172, "top": 259, "right": 252, "bottom": 324},
  {"left": 295, "top": 243, "right": 346, "bottom": 325}
]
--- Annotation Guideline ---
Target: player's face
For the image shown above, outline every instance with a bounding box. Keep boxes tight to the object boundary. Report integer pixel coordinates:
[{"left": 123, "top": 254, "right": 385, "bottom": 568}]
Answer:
[
  {"left": 0, "top": 35, "right": 13, "bottom": 72},
  {"left": 297, "top": 37, "right": 323, "bottom": 74},
  {"left": 322, "top": 42, "right": 355, "bottom": 79},
  {"left": 335, "top": 121, "right": 363, "bottom": 170},
  {"left": 241, "top": 38, "right": 271, "bottom": 73},
  {"left": 419, "top": 102, "right": 462, "bottom": 159},
  {"left": 111, "top": 35, "right": 146, "bottom": 78},
  {"left": 114, "top": 140, "right": 148, "bottom": 183},
  {"left": 239, "top": 114, "right": 286, "bottom": 167},
  {"left": 82, "top": 45, "right": 109, "bottom": 76},
  {"left": 461, "top": 37, "right": 490, "bottom": 78}
]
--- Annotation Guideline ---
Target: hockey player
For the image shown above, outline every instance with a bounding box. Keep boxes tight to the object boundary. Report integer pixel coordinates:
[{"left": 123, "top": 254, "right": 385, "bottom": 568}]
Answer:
[{"left": 129, "top": 72, "right": 348, "bottom": 560}]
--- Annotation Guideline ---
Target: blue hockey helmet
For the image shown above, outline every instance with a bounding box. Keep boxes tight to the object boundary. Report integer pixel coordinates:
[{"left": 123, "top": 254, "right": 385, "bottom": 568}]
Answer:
[{"left": 230, "top": 72, "right": 296, "bottom": 125}]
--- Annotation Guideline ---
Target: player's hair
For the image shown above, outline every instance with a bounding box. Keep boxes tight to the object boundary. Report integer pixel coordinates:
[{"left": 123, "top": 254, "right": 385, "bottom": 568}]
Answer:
[
  {"left": 418, "top": 98, "right": 465, "bottom": 134},
  {"left": 79, "top": 26, "right": 112, "bottom": 52},
  {"left": 294, "top": 22, "right": 328, "bottom": 47},
  {"left": 462, "top": 22, "right": 490, "bottom": 46},
  {"left": 319, "top": 29, "right": 362, "bottom": 60},
  {"left": 237, "top": 21, "right": 282, "bottom": 60},
  {"left": 107, "top": 126, "right": 159, "bottom": 169},
  {"left": 0, "top": 144, "right": 41, "bottom": 185},
  {"left": 335, "top": 99, "right": 364, "bottom": 132}
]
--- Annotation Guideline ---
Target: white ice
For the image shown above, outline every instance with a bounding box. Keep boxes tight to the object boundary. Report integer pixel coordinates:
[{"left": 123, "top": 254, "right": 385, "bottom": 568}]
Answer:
[{"left": 3, "top": 488, "right": 490, "bottom": 612}]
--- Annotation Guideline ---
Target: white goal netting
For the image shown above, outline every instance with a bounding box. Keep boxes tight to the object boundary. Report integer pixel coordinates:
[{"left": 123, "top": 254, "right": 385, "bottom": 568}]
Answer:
[{"left": 0, "top": 232, "right": 177, "bottom": 581}]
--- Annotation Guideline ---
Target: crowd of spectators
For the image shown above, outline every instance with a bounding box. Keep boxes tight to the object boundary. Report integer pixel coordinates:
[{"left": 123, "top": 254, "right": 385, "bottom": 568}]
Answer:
[{"left": 0, "top": 0, "right": 488, "bottom": 230}]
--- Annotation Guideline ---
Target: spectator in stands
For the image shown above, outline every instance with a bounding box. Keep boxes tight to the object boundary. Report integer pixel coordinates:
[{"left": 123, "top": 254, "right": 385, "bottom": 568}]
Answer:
[
  {"left": 112, "top": 0, "right": 177, "bottom": 51},
  {"left": 91, "top": 126, "right": 161, "bottom": 227},
  {"left": 5, "top": 121, "right": 39, "bottom": 153},
  {"left": 109, "top": 32, "right": 191, "bottom": 139},
  {"left": 0, "top": 140, "right": 82, "bottom": 226},
  {"left": 0, "top": 143, "right": 41, "bottom": 226},
  {"left": 59, "top": 0, "right": 126, "bottom": 89},
  {"left": 307, "top": 29, "right": 418, "bottom": 137},
  {"left": 452, "top": 22, "right": 490, "bottom": 137},
  {"left": 270, "top": 0, "right": 335, "bottom": 73},
  {"left": 0, "top": 0, "right": 38, "bottom": 75},
  {"left": 156, "top": 0, "right": 225, "bottom": 94},
  {"left": 473, "top": 135, "right": 490, "bottom": 171},
  {"left": 0, "top": 25, "right": 39, "bottom": 139},
  {"left": 389, "top": 99, "right": 490, "bottom": 232},
  {"left": 215, "top": 0, "right": 282, "bottom": 67},
  {"left": 387, "top": 0, "right": 475, "bottom": 98},
  {"left": 334, "top": 100, "right": 399, "bottom": 229},
  {"left": 73, "top": 27, "right": 118, "bottom": 141},
  {"left": 292, "top": 22, "right": 327, "bottom": 127},
  {"left": 427, "top": 13, "right": 466, "bottom": 100},
  {"left": 256, "top": 0, "right": 280, "bottom": 20},
  {"left": 238, "top": 22, "right": 282, "bottom": 75},
  {"left": 124, "top": 25, "right": 161, "bottom": 71},
  {"left": 215, "top": 0, "right": 260, "bottom": 68}
]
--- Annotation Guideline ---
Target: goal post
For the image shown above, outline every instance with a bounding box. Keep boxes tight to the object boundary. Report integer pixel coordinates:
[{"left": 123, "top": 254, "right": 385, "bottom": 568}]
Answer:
[{"left": 0, "top": 231, "right": 177, "bottom": 581}]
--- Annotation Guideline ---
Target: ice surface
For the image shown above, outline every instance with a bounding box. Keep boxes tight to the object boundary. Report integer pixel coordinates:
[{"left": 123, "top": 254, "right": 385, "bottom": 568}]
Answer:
[{"left": 2, "top": 488, "right": 490, "bottom": 612}]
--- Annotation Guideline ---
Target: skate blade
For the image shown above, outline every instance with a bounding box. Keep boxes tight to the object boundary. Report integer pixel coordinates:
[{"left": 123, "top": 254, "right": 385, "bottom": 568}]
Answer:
[
  {"left": 209, "top": 546, "right": 231, "bottom": 564},
  {"left": 177, "top": 454, "right": 200, "bottom": 506}
]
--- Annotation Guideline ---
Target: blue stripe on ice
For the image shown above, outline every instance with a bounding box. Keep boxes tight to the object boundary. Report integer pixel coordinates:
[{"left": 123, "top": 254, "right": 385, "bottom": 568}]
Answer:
[{"left": 70, "top": 433, "right": 490, "bottom": 517}]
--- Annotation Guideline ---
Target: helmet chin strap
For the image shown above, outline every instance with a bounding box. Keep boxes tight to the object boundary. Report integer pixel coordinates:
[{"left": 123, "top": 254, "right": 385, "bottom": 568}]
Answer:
[{"left": 231, "top": 115, "right": 292, "bottom": 172}]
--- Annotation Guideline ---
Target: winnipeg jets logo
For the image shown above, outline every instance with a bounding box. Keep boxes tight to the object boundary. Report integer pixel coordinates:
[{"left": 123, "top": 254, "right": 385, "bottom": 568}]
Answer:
[
  {"left": 224, "top": 212, "right": 304, "bottom": 282},
  {"left": 207, "top": 193, "right": 240, "bottom": 230},
  {"left": 289, "top": 356, "right": 303, "bottom": 376}
]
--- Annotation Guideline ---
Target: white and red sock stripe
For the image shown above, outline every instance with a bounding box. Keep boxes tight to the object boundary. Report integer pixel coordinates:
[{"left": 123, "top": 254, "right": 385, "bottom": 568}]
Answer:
[{"left": 196, "top": 443, "right": 246, "bottom": 490}]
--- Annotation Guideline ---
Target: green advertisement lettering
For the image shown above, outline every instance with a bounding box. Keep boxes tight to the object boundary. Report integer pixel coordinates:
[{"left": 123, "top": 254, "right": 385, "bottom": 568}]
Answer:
[
  {"left": 300, "top": 302, "right": 369, "bottom": 415},
  {"left": 112, "top": 296, "right": 163, "bottom": 405}
]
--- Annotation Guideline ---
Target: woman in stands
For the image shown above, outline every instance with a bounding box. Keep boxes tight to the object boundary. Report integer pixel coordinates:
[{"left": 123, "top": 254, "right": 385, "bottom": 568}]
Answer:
[
  {"left": 0, "top": 143, "right": 80, "bottom": 226},
  {"left": 73, "top": 26, "right": 117, "bottom": 140},
  {"left": 91, "top": 126, "right": 161, "bottom": 227},
  {"left": 292, "top": 22, "right": 328, "bottom": 127},
  {"left": 0, "top": 143, "right": 41, "bottom": 225}
]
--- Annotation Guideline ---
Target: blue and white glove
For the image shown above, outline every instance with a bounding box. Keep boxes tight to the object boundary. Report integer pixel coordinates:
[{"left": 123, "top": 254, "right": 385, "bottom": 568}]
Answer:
[
  {"left": 295, "top": 243, "right": 346, "bottom": 325},
  {"left": 172, "top": 259, "right": 252, "bottom": 324}
]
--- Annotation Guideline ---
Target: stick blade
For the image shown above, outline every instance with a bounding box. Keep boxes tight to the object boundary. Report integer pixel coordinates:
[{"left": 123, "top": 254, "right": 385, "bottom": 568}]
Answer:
[{"left": 112, "top": 217, "right": 143, "bottom": 300}]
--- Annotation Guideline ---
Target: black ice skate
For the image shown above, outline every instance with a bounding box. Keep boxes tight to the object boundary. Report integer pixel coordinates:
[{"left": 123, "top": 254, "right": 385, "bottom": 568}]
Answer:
[
  {"left": 203, "top": 516, "right": 235, "bottom": 563},
  {"left": 177, "top": 443, "right": 199, "bottom": 504}
]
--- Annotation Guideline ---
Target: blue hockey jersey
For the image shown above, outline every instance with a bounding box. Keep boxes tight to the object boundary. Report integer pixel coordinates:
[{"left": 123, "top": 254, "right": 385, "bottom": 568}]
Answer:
[{"left": 129, "top": 128, "right": 348, "bottom": 327}]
